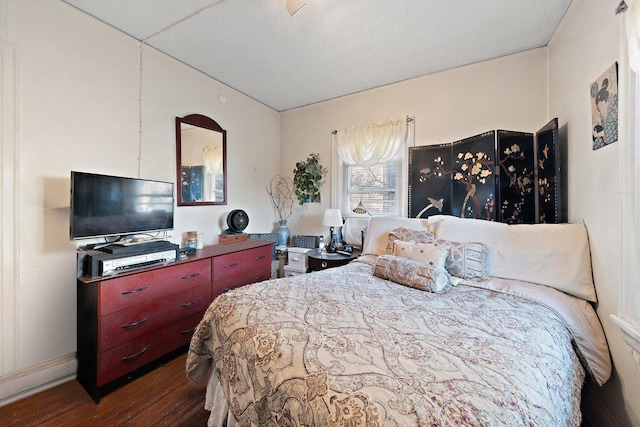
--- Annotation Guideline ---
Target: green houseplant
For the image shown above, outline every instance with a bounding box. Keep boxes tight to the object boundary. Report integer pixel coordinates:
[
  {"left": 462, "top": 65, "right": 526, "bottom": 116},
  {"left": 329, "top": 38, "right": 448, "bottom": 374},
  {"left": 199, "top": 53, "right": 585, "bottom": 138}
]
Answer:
[{"left": 293, "top": 153, "right": 328, "bottom": 205}]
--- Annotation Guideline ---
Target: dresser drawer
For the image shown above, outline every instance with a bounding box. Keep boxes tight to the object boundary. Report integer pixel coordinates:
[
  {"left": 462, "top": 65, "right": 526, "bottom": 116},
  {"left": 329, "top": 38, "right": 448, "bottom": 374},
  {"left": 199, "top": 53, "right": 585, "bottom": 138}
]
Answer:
[
  {"left": 99, "top": 284, "right": 210, "bottom": 351},
  {"left": 99, "top": 260, "right": 211, "bottom": 316},
  {"left": 97, "top": 312, "right": 204, "bottom": 386},
  {"left": 212, "top": 245, "right": 270, "bottom": 277},
  {"left": 213, "top": 265, "right": 270, "bottom": 299},
  {"left": 287, "top": 248, "right": 309, "bottom": 269},
  {"left": 308, "top": 253, "right": 354, "bottom": 271}
]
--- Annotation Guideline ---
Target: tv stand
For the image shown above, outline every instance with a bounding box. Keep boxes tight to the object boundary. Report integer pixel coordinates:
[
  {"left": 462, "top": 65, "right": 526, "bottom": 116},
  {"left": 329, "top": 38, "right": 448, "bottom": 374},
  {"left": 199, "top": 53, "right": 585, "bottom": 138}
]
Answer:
[{"left": 76, "top": 238, "right": 272, "bottom": 403}]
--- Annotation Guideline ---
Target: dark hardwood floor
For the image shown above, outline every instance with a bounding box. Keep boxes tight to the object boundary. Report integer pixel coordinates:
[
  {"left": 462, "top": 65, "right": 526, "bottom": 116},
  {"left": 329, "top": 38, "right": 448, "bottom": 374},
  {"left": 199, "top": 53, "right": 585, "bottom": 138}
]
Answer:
[{"left": 0, "top": 353, "right": 210, "bottom": 426}]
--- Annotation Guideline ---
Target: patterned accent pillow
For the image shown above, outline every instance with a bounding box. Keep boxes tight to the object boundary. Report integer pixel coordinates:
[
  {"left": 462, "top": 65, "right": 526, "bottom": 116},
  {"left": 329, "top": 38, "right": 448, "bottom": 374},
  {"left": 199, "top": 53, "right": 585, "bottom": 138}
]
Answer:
[
  {"left": 385, "top": 227, "right": 435, "bottom": 254},
  {"left": 435, "top": 239, "right": 491, "bottom": 279},
  {"left": 392, "top": 240, "right": 448, "bottom": 269},
  {"left": 373, "top": 255, "right": 451, "bottom": 293}
]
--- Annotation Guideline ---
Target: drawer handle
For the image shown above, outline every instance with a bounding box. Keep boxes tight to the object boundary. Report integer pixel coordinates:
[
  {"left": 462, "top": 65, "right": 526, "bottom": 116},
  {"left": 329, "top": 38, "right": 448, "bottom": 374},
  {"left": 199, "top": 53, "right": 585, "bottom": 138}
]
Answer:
[
  {"left": 223, "top": 287, "right": 234, "bottom": 293},
  {"left": 224, "top": 262, "right": 238, "bottom": 269},
  {"left": 121, "top": 317, "right": 149, "bottom": 329},
  {"left": 291, "top": 256, "right": 301, "bottom": 261},
  {"left": 253, "top": 274, "right": 267, "bottom": 281},
  {"left": 321, "top": 261, "right": 328, "bottom": 268},
  {"left": 181, "top": 272, "right": 201, "bottom": 280},
  {"left": 121, "top": 286, "right": 148, "bottom": 296},
  {"left": 255, "top": 255, "right": 266, "bottom": 260},
  {"left": 121, "top": 347, "right": 148, "bottom": 361},
  {"left": 181, "top": 298, "right": 201, "bottom": 308},
  {"left": 180, "top": 326, "right": 197, "bottom": 335}
]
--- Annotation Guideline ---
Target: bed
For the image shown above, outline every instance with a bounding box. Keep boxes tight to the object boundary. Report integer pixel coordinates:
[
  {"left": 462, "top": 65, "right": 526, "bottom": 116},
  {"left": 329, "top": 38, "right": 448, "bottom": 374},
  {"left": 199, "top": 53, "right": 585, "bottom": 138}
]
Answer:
[{"left": 186, "top": 215, "right": 611, "bottom": 427}]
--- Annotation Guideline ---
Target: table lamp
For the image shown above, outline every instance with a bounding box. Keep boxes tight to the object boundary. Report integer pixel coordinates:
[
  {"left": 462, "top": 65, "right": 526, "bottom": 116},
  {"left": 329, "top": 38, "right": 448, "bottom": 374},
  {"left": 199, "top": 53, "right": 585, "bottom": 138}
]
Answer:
[{"left": 321, "top": 209, "right": 343, "bottom": 253}]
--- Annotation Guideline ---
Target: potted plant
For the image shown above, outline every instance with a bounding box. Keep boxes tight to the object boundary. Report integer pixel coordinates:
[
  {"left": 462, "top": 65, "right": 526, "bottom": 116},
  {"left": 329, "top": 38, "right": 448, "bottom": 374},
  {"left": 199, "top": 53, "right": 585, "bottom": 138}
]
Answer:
[
  {"left": 267, "top": 175, "right": 294, "bottom": 245},
  {"left": 293, "top": 153, "right": 328, "bottom": 205}
]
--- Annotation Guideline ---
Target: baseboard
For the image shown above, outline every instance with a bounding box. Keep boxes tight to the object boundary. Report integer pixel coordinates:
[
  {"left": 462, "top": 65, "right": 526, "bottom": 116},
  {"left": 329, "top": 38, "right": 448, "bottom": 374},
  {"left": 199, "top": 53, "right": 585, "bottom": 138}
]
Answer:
[{"left": 0, "top": 353, "right": 77, "bottom": 408}]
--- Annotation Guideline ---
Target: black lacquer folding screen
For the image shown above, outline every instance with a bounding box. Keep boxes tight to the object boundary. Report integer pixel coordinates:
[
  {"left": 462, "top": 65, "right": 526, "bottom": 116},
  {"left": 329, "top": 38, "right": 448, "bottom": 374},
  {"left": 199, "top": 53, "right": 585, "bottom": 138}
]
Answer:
[{"left": 408, "top": 119, "right": 562, "bottom": 224}]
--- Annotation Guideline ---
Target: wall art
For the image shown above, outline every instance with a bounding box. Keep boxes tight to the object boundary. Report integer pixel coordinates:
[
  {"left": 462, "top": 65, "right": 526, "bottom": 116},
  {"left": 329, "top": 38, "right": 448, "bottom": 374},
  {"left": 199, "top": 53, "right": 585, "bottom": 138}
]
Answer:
[
  {"left": 591, "top": 62, "right": 618, "bottom": 150},
  {"left": 408, "top": 119, "right": 563, "bottom": 224}
]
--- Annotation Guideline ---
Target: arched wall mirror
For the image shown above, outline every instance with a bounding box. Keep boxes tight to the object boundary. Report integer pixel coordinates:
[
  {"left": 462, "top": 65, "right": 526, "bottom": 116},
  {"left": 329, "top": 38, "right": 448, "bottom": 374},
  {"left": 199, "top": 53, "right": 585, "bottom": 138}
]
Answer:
[{"left": 176, "top": 114, "right": 227, "bottom": 206}]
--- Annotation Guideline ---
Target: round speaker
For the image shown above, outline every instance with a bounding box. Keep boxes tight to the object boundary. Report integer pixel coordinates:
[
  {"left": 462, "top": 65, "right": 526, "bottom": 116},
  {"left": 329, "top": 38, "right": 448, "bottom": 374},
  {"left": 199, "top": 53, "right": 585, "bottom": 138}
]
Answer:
[{"left": 227, "top": 209, "right": 249, "bottom": 233}]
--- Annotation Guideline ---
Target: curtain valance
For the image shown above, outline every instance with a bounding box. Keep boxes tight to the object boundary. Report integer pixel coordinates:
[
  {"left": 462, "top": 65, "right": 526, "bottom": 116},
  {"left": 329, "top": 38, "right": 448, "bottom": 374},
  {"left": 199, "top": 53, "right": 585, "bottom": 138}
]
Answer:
[{"left": 336, "top": 116, "right": 409, "bottom": 167}]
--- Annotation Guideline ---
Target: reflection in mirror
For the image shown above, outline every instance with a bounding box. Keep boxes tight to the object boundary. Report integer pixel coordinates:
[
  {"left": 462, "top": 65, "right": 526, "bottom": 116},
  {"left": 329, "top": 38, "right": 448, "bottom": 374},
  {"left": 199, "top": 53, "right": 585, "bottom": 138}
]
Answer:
[{"left": 176, "top": 114, "right": 227, "bottom": 206}]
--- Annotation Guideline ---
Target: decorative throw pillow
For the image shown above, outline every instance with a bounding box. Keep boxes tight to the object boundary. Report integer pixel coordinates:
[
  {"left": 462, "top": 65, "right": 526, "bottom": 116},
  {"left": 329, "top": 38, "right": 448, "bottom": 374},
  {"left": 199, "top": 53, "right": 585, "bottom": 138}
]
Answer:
[
  {"left": 392, "top": 240, "right": 448, "bottom": 269},
  {"left": 385, "top": 227, "right": 435, "bottom": 254},
  {"left": 435, "top": 238, "right": 491, "bottom": 279},
  {"left": 373, "top": 255, "right": 451, "bottom": 293}
]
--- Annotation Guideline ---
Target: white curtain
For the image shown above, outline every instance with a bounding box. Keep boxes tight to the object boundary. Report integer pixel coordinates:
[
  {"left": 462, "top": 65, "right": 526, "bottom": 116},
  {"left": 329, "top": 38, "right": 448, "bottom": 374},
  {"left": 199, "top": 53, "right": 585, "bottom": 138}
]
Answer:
[
  {"left": 627, "top": 0, "right": 640, "bottom": 73},
  {"left": 336, "top": 116, "right": 408, "bottom": 167}
]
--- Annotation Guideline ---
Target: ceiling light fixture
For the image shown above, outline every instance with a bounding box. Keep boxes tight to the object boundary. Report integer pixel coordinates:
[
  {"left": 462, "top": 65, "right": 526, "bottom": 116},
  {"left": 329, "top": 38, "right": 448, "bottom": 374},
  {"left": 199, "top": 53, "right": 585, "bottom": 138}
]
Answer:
[{"left": 286, "top": 0, "right": 307, "bottom": 17}]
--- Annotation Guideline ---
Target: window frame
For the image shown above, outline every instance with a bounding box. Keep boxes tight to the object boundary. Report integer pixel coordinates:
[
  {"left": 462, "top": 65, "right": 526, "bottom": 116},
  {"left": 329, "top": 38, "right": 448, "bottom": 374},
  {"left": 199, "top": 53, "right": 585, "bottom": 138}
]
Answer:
[
  {"left": 331, "top": 131, "right": 410, "bottom": 219},
  {"left": 611, "top": 33, "right": 640, "bottom": 353}
]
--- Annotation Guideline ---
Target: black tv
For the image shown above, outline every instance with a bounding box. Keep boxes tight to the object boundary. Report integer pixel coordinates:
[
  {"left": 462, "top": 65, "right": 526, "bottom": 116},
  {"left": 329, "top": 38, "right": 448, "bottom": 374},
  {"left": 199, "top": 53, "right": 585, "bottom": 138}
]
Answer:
[{"left": 70, "top": 171, "right": 174, "bottom": 240}]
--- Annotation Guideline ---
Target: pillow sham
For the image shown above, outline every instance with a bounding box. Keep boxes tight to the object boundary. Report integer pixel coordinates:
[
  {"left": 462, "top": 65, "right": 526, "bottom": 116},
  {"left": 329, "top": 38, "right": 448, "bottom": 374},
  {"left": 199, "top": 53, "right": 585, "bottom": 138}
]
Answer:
[
  {"left": 373, "top": 254, "right": 451, "bottom": 294},
  {"left": 361, "top": 217, "right": 432, "bottom": 256},
  {"left": 392, "top": 240, "right": 448, "bottom": 268},
  {"left": 429, "top": 214, "right": 597, "bottom": 302},
  {"left": 385, "top": 227, "right": 435, "bottom": 254},
  {"left": 436, "top": 239, "right": 491, "bottom": 279}
]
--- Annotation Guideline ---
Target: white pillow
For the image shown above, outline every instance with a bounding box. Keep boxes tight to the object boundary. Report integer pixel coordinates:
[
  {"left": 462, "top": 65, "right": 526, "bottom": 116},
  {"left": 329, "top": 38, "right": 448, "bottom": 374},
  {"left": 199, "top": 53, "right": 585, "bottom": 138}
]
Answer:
[
  {"left": 361, "top": 217, "right": 433, "bottom": 256},
  {"left": 342, "top": 217, "right": 370, "bottom": 248},
  {"left": 430, "top": 215, "right": 597, "bottom": 302}
]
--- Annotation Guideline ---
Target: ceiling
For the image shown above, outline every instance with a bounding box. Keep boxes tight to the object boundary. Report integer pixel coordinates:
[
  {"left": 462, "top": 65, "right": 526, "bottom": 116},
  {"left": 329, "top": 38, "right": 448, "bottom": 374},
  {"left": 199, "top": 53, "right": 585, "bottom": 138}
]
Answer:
[{"left": 61, "top": 0, "right": 572, "bottom": 112}]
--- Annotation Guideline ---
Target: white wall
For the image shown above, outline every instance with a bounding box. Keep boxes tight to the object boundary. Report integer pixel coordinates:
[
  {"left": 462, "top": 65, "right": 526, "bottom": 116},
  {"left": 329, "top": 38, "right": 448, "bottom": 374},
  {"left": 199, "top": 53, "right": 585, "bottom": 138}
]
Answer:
[
  {"left": 549, "top": 0, "right": 640, "bottom": 426},
  {"left": 2, "top": 0, "right": 637, "bottom": 423},
  {"left": 280, "top": 48, "right": 549, "bottom": 237},
  {"left": 0, "top": 0, "right": 279, "bottom": 403}
]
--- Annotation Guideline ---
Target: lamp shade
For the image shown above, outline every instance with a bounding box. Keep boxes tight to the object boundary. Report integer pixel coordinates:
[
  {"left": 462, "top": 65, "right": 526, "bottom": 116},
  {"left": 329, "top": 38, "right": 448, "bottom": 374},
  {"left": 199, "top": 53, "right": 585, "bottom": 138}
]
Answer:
[
  {"left": 322, "top": 209, "right": 343, "bottom": 227},
  {"left": 286, "top": 0, "right": 307, "bottom": 16}
]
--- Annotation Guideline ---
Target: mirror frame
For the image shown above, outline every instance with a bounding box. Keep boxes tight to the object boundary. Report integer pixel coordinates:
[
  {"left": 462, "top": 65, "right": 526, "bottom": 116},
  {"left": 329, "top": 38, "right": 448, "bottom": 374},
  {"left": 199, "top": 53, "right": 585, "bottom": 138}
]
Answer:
[{"left": 175, "top": 114, "right": 228, "bottom": 206}]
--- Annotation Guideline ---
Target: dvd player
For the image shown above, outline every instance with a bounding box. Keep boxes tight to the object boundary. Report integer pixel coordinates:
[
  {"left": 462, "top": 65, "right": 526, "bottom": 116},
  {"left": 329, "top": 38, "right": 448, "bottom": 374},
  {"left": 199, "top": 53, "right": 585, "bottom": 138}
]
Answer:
[
  {"left": 84, "top": 243, "right": 179, "bottom": 278},
  {"left": 99, "top": 249, "right": 177, "bottom": 276}
]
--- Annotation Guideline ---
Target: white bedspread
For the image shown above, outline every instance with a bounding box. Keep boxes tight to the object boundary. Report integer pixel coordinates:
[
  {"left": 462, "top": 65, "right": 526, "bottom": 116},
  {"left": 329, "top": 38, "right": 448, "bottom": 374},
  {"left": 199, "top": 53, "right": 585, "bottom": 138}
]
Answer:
[{"left": 186, "top": 259, "right": 610, "bottom": 426}]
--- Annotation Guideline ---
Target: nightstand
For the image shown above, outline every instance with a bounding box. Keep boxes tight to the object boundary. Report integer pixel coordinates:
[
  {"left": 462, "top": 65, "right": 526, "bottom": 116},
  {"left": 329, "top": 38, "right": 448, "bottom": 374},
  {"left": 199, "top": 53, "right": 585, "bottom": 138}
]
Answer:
[{"left": 308, "top": 252, "right": 355, "bottom": 272}]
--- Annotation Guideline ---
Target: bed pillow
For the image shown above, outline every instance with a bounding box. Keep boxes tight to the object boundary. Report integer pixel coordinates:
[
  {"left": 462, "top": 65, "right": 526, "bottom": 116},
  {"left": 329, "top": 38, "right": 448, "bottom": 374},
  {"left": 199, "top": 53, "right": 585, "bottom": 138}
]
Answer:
[
  {"left": 385, "top": 227, "right": 435, "bottom": 254},
  {"left": 392, "top": 240, "right": 448, "bottom": 268},
  {"left": 436, "top": 239, "right": 491, "bottom": 279},
  {"left": 373, "top": 254, "right": 451, "bottom": 293},
  {"left": 429, "top": 215, "right": 597, "bottom": 302},
  {"left": 361, "top": 217, "right": 433, "bottom": 256}
]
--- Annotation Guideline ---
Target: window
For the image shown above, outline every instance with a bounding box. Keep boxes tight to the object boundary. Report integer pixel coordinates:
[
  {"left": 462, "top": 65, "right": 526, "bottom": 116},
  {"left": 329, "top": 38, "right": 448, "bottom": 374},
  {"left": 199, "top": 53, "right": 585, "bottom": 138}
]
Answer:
[
  {"left": 611, "top": 5, "right": 640, "bottom": 354},
  {"left": 332, "top": 117, "right": 412, "bottom": 217},
  {"left": 339, "top": 156, "right": 402, "bottom": 216}
]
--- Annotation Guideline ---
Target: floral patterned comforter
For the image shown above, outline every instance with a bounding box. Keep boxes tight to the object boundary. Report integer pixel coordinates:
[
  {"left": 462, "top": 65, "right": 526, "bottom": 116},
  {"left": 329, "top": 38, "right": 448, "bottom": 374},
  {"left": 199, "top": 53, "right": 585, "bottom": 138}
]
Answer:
[{"left": 186, "top": 259, "right": 608, "bottom": 427}]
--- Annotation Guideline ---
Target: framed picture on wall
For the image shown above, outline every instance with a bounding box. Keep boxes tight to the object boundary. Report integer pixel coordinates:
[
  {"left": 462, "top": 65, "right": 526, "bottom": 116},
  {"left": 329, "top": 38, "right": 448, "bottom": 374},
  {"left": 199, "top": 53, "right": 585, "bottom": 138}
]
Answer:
[{"left": 590, "top": 62, "right": 618, "bottom": 150}]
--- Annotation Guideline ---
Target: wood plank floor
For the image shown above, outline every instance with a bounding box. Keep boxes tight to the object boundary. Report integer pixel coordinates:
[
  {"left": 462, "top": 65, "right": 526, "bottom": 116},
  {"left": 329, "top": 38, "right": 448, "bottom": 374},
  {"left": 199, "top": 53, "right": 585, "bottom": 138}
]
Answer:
[{"left": 0, "top": 353, "right": 210, "bottom": 426}]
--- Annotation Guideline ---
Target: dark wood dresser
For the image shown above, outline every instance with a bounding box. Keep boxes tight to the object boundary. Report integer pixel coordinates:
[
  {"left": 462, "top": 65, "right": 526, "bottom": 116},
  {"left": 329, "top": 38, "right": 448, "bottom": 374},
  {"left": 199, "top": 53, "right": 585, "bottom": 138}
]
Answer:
[{"left": 77, "top": 239, "right": 271, "bottom": 403}]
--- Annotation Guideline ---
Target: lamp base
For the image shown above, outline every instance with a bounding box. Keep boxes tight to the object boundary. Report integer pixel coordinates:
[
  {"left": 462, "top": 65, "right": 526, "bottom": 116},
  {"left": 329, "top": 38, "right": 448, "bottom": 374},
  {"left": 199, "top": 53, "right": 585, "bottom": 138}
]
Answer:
[{"left": 326, "top": 226, "right": 339, "bottom": 253}]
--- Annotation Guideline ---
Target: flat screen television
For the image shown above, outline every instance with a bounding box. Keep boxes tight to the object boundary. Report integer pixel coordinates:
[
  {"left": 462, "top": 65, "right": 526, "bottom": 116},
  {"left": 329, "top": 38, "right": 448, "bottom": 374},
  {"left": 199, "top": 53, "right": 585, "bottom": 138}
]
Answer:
[{"left": 70, "top": 171, "right": 174, "bottom": 240}]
